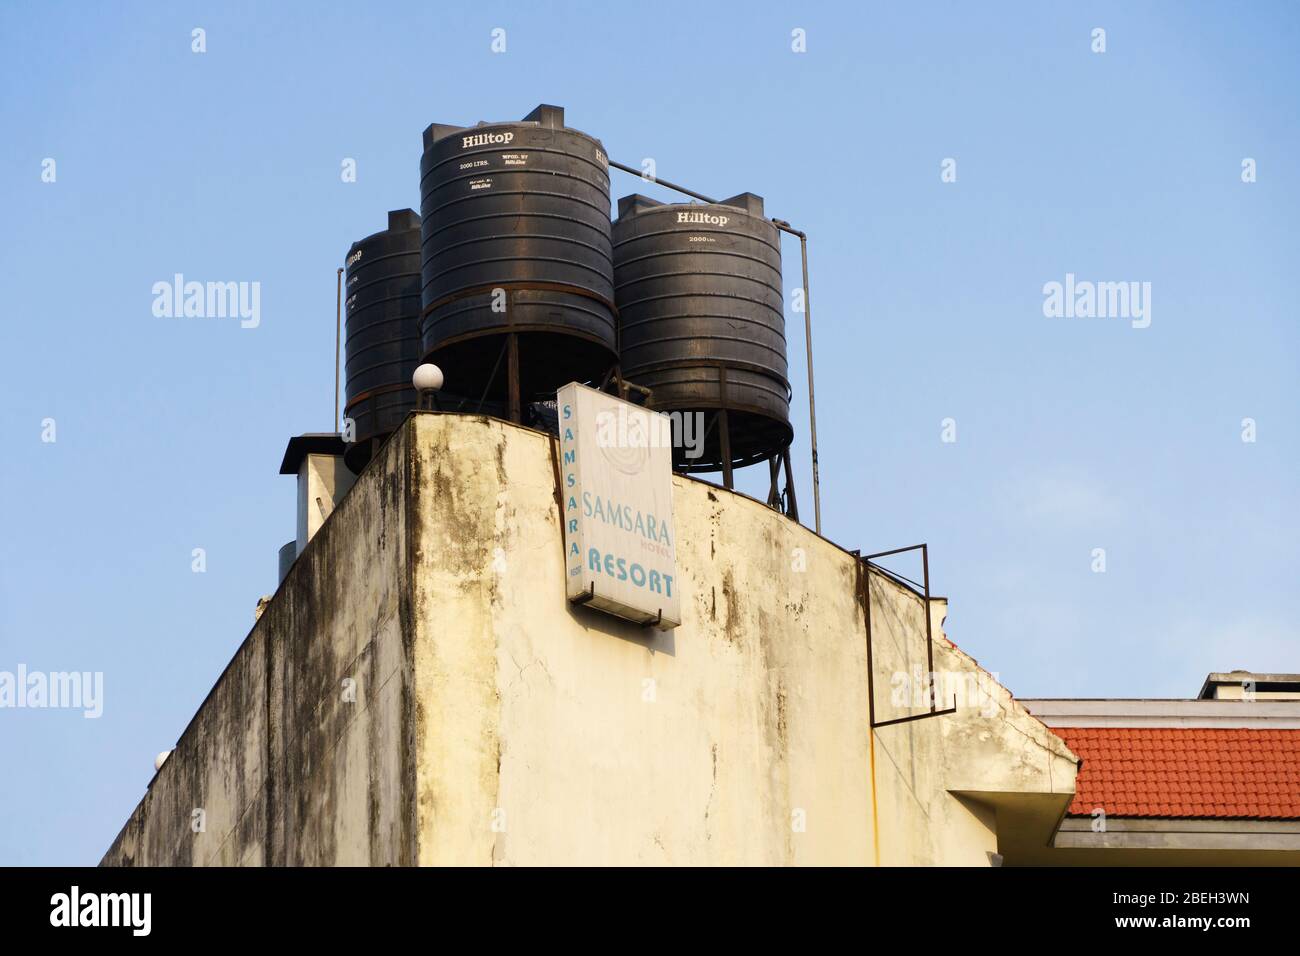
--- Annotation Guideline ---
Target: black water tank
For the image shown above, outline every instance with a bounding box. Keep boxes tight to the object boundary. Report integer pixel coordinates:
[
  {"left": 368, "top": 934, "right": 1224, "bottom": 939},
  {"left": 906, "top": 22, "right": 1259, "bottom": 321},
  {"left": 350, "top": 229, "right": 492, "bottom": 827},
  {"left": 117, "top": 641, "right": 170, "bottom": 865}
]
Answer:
[
  {"left": 343, "top": 209, "right": 422, "bottom": 473},
  {"left": 419, "top": 104, "right": 617, "bottom": 400},
  {"left": 612, "top": 192, "right": 792, "bottom": 472}
]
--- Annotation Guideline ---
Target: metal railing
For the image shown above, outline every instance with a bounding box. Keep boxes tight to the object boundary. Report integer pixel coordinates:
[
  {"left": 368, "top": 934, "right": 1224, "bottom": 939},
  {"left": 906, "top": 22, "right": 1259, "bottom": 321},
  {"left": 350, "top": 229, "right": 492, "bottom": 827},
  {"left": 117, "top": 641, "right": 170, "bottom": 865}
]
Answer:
[{"left": 857, "top": 543, "right": 958, "bottom": 729}]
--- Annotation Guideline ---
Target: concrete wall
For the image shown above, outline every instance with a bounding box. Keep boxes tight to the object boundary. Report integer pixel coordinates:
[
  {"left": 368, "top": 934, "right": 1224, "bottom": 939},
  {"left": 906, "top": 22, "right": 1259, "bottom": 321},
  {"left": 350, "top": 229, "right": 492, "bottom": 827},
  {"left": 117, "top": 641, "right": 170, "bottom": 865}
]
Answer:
[
  {"left": 865, "top": 575, "right": 1078, "bottom": 865},
  {"left": 101, "top": 427, "right": 416, "bottom": 866},
  {"left": 408, "top": 413, "right": 871, "bottom": 865},
  {"left": 405, "top": 414, "right": 1076, "bottom": 866},
  {"left": 103, "top": 413, "right": 1076, "bottom": 866}
]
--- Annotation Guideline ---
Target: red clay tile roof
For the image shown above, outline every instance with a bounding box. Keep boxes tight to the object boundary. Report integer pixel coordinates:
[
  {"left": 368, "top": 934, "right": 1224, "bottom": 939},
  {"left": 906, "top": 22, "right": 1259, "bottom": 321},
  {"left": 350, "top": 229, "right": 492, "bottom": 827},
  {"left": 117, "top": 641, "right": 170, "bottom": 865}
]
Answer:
[{"left": 1053, "top": 727, "right": 1300, "bottom": 819}]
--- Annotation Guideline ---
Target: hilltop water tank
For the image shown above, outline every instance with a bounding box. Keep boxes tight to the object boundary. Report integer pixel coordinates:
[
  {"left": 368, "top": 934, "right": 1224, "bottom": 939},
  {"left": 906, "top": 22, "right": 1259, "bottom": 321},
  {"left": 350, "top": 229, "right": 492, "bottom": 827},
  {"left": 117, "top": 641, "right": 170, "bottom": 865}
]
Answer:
[
  {"left": 612, "top": 192, "right": 792, "bottom": 472},
  {"left": 343, "top": 209, "right": 422, "bottom": 472},
  {"left": 419, "top": 104, "right": 617, "bottom": 401}
]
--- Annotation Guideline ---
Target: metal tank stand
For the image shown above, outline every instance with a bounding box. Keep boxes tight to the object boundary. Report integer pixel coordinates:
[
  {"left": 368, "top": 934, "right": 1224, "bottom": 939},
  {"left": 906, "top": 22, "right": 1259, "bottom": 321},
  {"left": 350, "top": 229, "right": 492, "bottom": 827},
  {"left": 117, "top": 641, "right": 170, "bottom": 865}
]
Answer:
[
  {"left": 717, "top": 366, "right": 734, "bottom": 491},
  {"left": 596, "top": 360, "right": 799, "bottom": 523},
  {"left": 427, "top": 285, "right": 620, "bottom": 427},
  {"left": 507, "top": 331, "right": 521, "bottom": 424},
  {"left": 765, "top": 449, "right": 800, "bottom": 522},
  {"left": 596, "top": 365, "right": 653, "bottom": 406}
]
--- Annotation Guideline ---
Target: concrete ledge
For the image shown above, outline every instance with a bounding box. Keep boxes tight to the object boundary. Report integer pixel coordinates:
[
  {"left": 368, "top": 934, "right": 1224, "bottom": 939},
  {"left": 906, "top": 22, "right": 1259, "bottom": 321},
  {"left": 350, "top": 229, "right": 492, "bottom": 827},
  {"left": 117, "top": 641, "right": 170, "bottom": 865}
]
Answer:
[
  {"left": 1021, "top": 698, "right": 1300, "bottom": 729},
  {"left": 1055, "top": 816, "right": 1300, "bottom": 851}
]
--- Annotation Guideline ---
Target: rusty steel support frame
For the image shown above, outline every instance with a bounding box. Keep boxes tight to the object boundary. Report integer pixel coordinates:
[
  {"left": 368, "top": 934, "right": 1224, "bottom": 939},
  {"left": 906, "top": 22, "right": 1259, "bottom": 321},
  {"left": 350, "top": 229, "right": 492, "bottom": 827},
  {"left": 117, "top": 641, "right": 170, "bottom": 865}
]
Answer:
[
  {"left": 717, "top": 365, "right": 733, "bottom": 490},
  {"left": 461, "top": 291, "right": 523, "bottom": 425},
  {"left": 506, "top": 330, "right": 521, "bottom": 424},
  {"left": 860, "top": 543, "right": 957, "bottom": 730},
  {"left": 428, "top": 284, "right": 620, "bottom": 425},
  {"left": 473, "top": 336, "right": 509, "bottom": 416},
  {"left": 597, "top": 364, "right": 654, "bottom": 407},
  {"left": 781, "top": 448, "right": 799, "bottom": 522}
]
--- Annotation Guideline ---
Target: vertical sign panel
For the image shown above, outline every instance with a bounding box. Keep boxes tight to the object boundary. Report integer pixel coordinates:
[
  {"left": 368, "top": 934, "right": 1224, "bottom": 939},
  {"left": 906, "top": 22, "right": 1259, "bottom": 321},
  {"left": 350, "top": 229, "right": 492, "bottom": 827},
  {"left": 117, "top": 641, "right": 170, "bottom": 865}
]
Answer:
[{"left": 557, "top": 382, "right": 680, "bottom": 629}]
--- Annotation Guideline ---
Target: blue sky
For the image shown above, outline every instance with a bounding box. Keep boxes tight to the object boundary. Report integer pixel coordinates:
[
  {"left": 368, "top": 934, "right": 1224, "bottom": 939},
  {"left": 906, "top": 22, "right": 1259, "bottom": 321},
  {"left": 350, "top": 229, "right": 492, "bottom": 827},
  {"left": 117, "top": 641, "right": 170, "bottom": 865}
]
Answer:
[{"left": 1, "top": 1, "right": 1296, "bottom": 864}]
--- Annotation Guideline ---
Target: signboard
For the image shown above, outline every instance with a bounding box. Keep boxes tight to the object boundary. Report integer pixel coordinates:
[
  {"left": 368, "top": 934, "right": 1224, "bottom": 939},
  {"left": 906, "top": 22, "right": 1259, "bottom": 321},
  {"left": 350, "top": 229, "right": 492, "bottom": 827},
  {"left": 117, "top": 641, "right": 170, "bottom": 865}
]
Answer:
[{"left": 557, "top": 382, "right": 680, "bottom": 630}]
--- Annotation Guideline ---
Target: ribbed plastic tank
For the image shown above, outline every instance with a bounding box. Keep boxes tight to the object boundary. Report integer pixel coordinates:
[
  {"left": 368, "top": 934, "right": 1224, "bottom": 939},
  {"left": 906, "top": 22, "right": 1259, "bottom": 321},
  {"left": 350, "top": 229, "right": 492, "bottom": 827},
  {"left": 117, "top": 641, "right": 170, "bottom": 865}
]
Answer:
[
  {"left": 419, "top": 104, "right": 617, "bottom": 400},
  {"left": 612, "top": 192, "right": 792, "bottom": 472},
  {"left": 343, "top": 209, "right": 422, "bottom": 472}
]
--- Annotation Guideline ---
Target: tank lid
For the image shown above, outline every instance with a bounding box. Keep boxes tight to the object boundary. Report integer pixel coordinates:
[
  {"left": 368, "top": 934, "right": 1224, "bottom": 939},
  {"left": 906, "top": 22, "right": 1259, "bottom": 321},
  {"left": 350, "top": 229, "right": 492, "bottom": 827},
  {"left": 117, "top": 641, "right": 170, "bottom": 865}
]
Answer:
[
  {"left": 422, "top": 122, "right": 463, "bottom": 148},
  {"left": 616, "top": 192, "right": 767, "bottom": 220},
  {"left": 616, "top": 194, "right": 662, "bottom": 218},
  {"left": 348, "top": 209, "right": 421, "bottom": 260},
  {"left": 718, "top": 192, "right": 765, "bottom": 217},
  {"left": 423, "top": 103, "right": 569, "bottom": 149},
  {"left": 387, "top": 208, "right": 419, "bottom": 232},
  {"left": 522, "top": 103, "right": 564, "bottom": 129}
]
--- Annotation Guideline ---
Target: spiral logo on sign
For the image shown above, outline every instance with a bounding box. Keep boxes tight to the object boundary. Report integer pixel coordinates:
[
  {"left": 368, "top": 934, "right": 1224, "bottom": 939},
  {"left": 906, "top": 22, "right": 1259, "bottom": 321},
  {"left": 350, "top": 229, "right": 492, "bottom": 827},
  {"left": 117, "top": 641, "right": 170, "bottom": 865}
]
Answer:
[
  {"left": 596, "top": 409, "right": 653, "bottom": 475},
  {"left": 600, "top": 440, "right": 649, "bottom": 475}
]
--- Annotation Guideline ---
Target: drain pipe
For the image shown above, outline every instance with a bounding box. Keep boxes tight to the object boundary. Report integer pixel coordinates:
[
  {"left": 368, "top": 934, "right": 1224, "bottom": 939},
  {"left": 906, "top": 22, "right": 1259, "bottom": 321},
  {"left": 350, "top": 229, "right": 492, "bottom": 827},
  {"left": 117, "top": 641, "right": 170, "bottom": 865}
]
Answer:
[
  {"left": 335, "top": 267, "right": 343, "bottom": 432},
  {"left": 771, "top": 220, "right": 820, "bottom": 535},
  {"left": 606, "top": 160, "right": 718, "bottom": 204}
]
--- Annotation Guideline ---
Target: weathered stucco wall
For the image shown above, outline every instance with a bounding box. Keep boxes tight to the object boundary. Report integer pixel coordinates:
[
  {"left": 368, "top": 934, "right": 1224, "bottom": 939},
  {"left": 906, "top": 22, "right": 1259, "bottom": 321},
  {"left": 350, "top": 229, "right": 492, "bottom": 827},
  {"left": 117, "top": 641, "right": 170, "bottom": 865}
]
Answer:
[
  {"left": 102, "top": 413, "right": 1075, "bottom": 867},
  {"left": 101, "top": 427, "right": 416, "bottom": 866},
  {"left": 408, "top": 412, "right": 870, "bottom": 865},
  {"left": 865, "top": 576, "right": 1078, "bottom": 865},
  {"left": 406, "top": 414, "right": 1075, "bottom": 866}
]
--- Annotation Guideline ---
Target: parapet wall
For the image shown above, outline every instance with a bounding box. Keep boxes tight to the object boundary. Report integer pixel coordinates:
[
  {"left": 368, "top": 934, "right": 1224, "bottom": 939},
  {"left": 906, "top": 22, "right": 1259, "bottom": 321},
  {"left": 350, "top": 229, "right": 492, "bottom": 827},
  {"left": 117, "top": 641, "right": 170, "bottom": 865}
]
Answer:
[
  {"left": 102, "top": 424, "right": 418, "bottom": 865},
  {"left": 102, "top": 413, "right": 1075, "bottom": 866}
]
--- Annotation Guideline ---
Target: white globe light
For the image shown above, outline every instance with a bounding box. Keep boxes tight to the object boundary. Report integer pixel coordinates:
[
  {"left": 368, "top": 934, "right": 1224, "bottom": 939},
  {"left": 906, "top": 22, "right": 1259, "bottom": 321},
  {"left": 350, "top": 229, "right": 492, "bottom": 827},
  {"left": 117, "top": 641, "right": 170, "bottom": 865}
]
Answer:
[
  {"left": 413, "top": 363, "right": 444, "bottom": 392},
  {"left": 154, "top": 750, "right": 172, "bottom": 772}
]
